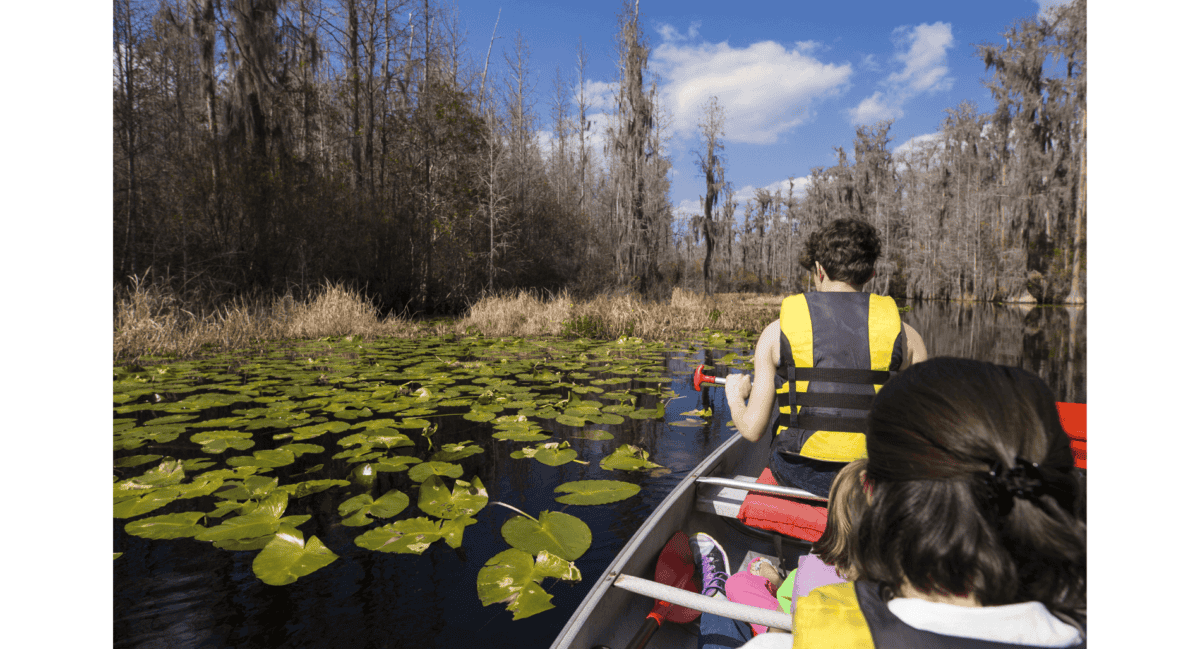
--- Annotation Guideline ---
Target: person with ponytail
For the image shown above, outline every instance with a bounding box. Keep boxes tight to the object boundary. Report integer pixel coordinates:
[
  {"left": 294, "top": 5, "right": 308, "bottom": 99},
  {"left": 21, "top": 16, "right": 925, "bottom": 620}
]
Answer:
[{"left": 732, "top": 357, "right": 1086, "bottom": 648}]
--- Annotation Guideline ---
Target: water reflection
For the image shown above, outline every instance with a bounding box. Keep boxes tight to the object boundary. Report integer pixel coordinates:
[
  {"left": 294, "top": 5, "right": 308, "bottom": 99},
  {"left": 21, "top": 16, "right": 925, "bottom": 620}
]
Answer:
[{"left": 901, "top": 302, "right": 1086, "bottom": 403}]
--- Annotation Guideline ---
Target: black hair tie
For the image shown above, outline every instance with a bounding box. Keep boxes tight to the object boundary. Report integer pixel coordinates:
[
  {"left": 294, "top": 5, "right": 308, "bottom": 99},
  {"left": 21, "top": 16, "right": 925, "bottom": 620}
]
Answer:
[{"left": 983, "top": 458, "right": 1046, "bottom": 517}]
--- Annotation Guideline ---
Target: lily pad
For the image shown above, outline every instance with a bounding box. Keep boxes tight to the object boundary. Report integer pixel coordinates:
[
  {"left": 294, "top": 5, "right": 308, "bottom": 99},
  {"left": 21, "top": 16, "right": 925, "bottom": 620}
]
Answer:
[
  {"left": 278, "top": 479, "right": 350, "bottom": 498},
  {"left": 374, "top": 456, "right": 422, "bottom": 472},
  {"left": 600, "top": 445, "right": 664, "bottom": 472},
  {"left": 195, "top": 512, "right": 282, "bottom": 542},
  {"left": 252, "top": 528, "right": 339, "bottom": 586},
  {"left": 554, "top": 480, "right": 642, "bottom": 505},
  {"left": 431, "top": 442, "right": 484, "bottom": 462},
  {"left": 227, "top": 449, "right": 297, "bottom": 469},
  {"left": 115, "top": 455, "right": 163, "bottom": 468},
  {"left": 191, "top": 430, "right": 255, "bottom": 453},
  {"left": 571, "top": 429, "right": 614, "bottom": 441},
  {"left": 501, "top": 510, "right": 591, "bottom": 561},
  {"left": 628, "top": 403, "right": 666, "bottom": 420},
  {"left": 339, "top": 490, "right": 411, "bottom": 526},
  {"left": 493, "top": 429, "right": 552, "bottom": 442},
  {"left": 354, "top": 517, "right": 444, "bottom": 554},
  {"left": 112, "top": 487, "right": 181, "bottom": 519},
  {"left": 124, "top": 512, "right": 207, "bottom": 539},
  {"left": 476, "top": 548, "right": 555, "bottom": 620},
  {"left": 408, "top": 462, "right": 463, "bottom": 483},
  {"left": 418, "top": 475, "right": 488, "bottom": 520}
]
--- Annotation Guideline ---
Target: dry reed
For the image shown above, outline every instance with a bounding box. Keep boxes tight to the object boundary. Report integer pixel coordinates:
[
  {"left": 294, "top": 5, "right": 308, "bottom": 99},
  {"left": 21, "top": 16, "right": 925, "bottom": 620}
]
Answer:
[{"left": 114, "top": 278, "right": 784, "bottom": 362}]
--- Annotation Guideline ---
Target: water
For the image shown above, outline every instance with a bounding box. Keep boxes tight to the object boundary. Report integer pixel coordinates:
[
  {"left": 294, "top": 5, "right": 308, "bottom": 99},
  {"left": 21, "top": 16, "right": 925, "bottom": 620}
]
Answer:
[{"left": 113, "top": 304, "right": 1085, "bottom": 649}]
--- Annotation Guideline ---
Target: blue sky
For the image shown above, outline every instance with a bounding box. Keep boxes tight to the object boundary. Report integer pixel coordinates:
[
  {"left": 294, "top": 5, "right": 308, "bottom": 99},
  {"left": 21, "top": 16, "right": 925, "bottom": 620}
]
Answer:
[{"left": 447, "top": 0, "right": 1078, "bottom": 219}]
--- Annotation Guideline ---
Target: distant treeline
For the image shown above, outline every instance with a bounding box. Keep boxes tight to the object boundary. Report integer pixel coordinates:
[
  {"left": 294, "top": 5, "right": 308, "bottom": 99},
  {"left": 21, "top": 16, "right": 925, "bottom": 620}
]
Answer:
[{"left": 114, "top": 0, "right": 1084, "bottom": 316}]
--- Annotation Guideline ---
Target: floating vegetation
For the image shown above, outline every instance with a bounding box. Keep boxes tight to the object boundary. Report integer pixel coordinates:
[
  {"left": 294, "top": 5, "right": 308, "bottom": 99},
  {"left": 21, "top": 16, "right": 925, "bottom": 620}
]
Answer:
[{"left": 113, "top": 331, "right": 754, "bottom": 615}]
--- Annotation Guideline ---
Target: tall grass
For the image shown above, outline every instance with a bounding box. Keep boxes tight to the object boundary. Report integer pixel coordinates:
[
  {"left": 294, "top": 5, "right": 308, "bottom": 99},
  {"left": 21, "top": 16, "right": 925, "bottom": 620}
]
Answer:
[
  {"left": 459, "top": 287, "right": 780, "bottom": 340},
  {"left": 114, "top": 279, "right": 783, "bottom": 362},
  {"left": 113, "top": 277, "right": 406, "bottom": 361}
]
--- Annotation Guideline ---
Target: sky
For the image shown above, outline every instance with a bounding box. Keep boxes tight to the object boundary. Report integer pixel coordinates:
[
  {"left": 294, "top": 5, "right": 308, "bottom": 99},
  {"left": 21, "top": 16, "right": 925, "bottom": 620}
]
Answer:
[{"left": 446, "top": 0, "right": 1078, "bottom": 220}]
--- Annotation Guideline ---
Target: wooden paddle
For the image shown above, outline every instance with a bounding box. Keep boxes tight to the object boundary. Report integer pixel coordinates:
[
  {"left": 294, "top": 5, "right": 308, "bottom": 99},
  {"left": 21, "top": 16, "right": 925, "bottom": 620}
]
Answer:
[{"left": 623, "top": 531, "right": 701, "bottom": 649}]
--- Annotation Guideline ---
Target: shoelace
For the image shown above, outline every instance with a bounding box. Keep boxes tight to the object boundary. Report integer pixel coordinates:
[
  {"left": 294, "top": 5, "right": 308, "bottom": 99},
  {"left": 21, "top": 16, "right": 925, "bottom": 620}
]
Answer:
[{"left": 700, "top": 556, "right": 728, "bottom": 594}]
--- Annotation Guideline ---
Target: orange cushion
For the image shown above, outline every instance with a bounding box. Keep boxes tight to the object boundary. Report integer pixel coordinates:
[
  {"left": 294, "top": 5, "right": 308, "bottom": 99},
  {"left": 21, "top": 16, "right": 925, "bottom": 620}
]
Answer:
[
  {"left": 736, "top": 468, "right": 828, "bottom": 542},
  {"left": 1056, "top": 402, "right": 1087, "bottom": 470}
]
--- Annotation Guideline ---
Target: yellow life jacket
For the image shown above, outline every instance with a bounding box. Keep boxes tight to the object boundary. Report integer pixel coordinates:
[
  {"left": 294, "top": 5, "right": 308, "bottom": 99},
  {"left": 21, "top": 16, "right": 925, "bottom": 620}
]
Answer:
[{"left": 775, "top": 292, "right": 903, "bottom": 463}]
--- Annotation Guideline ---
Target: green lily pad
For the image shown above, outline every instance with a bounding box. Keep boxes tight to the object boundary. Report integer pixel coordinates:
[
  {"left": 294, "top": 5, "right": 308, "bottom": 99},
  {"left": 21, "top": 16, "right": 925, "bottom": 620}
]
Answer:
[
  {"left": 572, "top": 429, "right": 614, "bottom": 441},
  {"left": 280, "top": 421, "right": 351, "bottom": 441},
  {"left": 115, "top": 455, "right": 163, "bottom": 468},
  {"left": 431, "top": 442, "right": 484, "bottom": 462},
  {"left": 278, "top": 479, "right": 350, "bottom": 498},
  {"left": 501, "top": 510, "right": 591, "bottom": 561},
  {"left": 124, "top": 512, "right": 207, "bottom": 539},
  {"left": 554, "top": 480, "right": 642, "bottom": 505},
  {"left": 408, "top": 462, "right": 463, "bottom": 483},
  {"left": 338, "top": 490, "right": 411, "bottom": 526},
  {"left": 112, "top": 487, "right": 181, "bottom": 518},
  {"left": 374, "top": 456, "right": 422, "bottom": 472},
  {"left": 510, "top": 442, "right": 578, "bottom": 467},
  {"left": 629, "top": 403, "right": 666, "bottom": 420},
  {"left": 554, "top": 415, "right": 588, "bottom": 427},
  {"left": 463, "top": 410, "right": 496, "bottom": 422},
  {"left": 397, "top": 418, "right": 432, "bottom": 429},
  {"left": 477, "top": 548, "right": 556, "bottom": 620},
  {"left": 354, "top": 517, "right": 444, "bottom": 554},
  {"left": 600, "top": 445, "right": 664, "bottom": 472},
  {"left": 437, "top": 515, "right": 477, "bottom": 549},
  {"left": 669, "top": 419, "right": 706, "bottom": 427},
  {"left": 279, "top": 443, "right": 324, "bottom": 457},
  {"left": 252, "top": 528, "right": 338, "bottom": 586},
  {"left": 191, "top": 430, "right": 255, "bottom": 453},
  {"left": 493, "top": 429, "right": 552, "bottom": 442},
  {"left": 418, "top": 475, "right": 488, "bottom": 520},
  {"left": 195, "top": 512, "right": 282, "bottom": 542},
  {"left": 227, "top": 449, "right": 297, "bottom": 469}
]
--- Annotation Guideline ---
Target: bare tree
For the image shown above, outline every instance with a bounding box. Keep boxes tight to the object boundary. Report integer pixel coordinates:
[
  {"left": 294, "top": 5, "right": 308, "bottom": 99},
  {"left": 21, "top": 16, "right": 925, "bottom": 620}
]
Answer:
[{"left": 693, "top": 96, "right": 725, "bottom": 295}]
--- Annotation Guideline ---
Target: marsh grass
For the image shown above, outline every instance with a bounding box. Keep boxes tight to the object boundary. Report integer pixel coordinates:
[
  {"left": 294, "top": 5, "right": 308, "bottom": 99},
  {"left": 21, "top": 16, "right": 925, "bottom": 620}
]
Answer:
[
  {"left": 114, "top": 279, "right": 782, "bottom": 361},
  {"left": 460, "top": 288, "right": 780, "bottom": 340},
  {"left": 114, "top": 277, "right": 406, "bottom": 360}
]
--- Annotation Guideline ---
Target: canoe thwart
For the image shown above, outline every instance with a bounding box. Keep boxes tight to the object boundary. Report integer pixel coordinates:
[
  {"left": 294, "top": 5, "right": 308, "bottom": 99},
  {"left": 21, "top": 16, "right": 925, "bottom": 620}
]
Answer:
[
  {"left": 612, "top": 574, "right": 794, "bottom": 633},
  {"left": 695, "top": 477, "right": 826, "bottom": 502}
]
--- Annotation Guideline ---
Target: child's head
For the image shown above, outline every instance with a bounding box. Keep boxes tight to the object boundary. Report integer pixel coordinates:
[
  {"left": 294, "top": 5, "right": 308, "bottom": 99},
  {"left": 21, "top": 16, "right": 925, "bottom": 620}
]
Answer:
[
  {"left": 811, "top": 458, "right": 869, "bottom": 579},
  {"left": 799, "top": 219, "right": 881, "bottom": 286},
  {"left": 856, "top": 357, "right": 1085, "bottom": 619}
]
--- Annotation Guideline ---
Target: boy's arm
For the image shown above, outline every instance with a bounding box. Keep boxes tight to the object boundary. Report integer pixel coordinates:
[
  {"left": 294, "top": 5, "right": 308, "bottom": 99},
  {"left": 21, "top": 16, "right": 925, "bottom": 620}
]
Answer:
[
  {"left": 726, "top": 320, "right": 781, "bottom": 443},
  {"left": 900, "top": 322, "right": 928, "bottom": 369}
]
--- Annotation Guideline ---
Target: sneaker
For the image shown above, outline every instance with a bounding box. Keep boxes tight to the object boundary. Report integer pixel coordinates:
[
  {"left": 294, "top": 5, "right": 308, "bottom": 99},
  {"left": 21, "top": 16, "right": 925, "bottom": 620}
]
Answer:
[{"left": 689, "top": 533, "right": 730, "bottom": 597}]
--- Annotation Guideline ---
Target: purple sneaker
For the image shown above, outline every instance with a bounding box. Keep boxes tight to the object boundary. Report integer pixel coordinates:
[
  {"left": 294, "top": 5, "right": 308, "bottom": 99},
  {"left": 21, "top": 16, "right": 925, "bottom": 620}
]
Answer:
[{"left": 689, "top": 533, "right": 729, "bottom": 597}]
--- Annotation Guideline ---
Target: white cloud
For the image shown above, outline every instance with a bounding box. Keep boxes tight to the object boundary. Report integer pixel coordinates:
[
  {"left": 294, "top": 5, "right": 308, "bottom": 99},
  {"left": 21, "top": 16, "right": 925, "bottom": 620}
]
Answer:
[
  {"left": 656, "top": 20, "right": 702, "bottom": 42},
  {"left": 887, "top": 22, "right": 954, "bottom": 95},
  {"left": 847, "top": 22, "right": 954, "bottom": 126},
  {"left": 581, "top": 80, "right": 617, "bottom": 113},
  {"left": 849, "top": 91, "right": 903, "bottom": 125},
  {"left": 894, "top": 132, "right": 942, "bottom": 158},
  {"left": 652, "top": 39, "right": 853, "bottom": 145}
]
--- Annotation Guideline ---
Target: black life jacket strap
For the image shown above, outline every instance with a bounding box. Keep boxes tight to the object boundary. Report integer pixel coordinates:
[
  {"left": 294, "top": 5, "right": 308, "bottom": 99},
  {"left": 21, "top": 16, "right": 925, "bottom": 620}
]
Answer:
[
  {"left": 790, "top": 367, "right": 896, "bottom": 384},
  {"left": 785, "top": 414, "right": 870, "bottom": 434},
  {"left": 775, "top": 392, "right": 878, "bottom": 410}
]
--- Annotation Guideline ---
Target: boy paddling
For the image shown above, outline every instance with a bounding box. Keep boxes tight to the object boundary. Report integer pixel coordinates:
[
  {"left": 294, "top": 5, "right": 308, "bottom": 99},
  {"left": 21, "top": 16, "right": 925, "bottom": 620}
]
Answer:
[{"left": 725, "top": 219, "right": 928, "bottom": 498}]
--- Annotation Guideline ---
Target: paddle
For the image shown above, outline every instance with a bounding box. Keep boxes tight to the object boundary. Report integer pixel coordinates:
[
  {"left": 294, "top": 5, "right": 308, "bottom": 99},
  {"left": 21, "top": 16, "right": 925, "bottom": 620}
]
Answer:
[
  {"left": 623, "top": 531, "right": 701, "bottom": 649},
  {"left": 691, "top": 366, "right": 726, "bottom": 391}
]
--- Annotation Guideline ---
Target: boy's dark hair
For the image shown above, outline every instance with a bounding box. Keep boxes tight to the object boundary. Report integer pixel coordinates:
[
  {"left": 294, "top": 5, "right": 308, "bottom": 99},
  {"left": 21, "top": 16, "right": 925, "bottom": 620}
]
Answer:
[
  {"left": 799, "top": 219, "right": 881, "bottom": 285},
  {"left": 855, "top": 358, "right": 1086, "bottom": 623}
]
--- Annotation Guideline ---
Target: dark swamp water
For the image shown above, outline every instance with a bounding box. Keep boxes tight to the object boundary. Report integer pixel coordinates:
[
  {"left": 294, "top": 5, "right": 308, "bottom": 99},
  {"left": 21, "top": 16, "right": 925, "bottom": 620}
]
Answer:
[{"left": 112, "top": 301, "right": 1085, "bottom": 649}]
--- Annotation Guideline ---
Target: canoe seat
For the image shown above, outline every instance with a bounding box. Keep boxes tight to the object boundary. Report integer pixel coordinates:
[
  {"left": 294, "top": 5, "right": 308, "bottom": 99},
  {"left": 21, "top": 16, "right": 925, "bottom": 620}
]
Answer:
[
  {"left": 736, "top": 468, "right": 827, "bottom": 543},
  {"left": 1057, "top": 402, "right": 1086, "bottom": 470},
  {"left": 695, "top": 470, "right": 827, "bottom": 543}
]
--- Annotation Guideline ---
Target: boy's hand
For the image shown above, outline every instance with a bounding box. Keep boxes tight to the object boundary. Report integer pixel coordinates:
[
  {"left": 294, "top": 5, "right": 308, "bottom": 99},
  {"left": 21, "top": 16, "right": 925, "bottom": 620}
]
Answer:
[{"left": 725, "top": 373, "right": 752, "bottom": 402}]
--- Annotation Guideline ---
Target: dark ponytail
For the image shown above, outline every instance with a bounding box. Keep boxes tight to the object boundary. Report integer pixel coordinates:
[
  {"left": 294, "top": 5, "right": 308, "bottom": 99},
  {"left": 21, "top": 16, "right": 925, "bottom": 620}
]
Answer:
[{"left": 854, "top": 358, "right": 1086, "bottom": 623}]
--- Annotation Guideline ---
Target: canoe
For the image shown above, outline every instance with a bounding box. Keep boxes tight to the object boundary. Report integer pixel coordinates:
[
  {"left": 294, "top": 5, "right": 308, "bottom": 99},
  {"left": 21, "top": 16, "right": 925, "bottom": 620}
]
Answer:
[{"left": 549, "top": 401, "right": 1087, "bottom": 649}]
